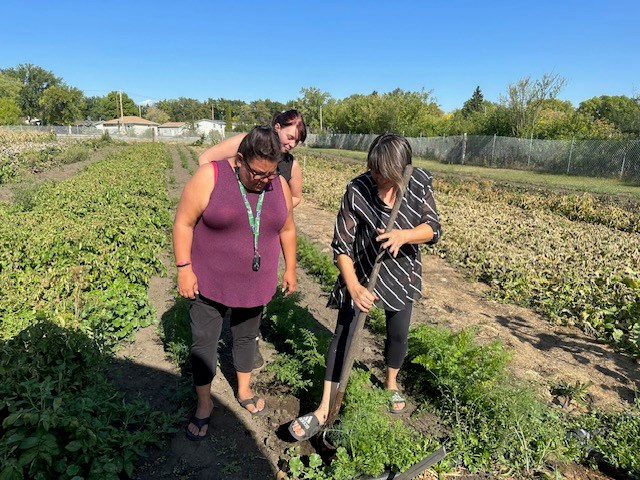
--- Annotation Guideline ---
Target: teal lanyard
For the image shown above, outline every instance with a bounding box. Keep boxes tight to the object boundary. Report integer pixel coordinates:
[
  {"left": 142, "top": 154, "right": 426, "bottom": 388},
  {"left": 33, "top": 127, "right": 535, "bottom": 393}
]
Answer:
[{"left": 236, "top": 174, "right": 265, "bottom": 271}]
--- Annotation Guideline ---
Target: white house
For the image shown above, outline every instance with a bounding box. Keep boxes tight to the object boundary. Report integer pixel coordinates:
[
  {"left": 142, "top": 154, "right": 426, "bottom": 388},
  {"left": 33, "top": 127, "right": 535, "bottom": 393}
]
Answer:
[
  {"left": 194, "top": 119, "right": 226, "bottom": 137},
  {"left": 102, "top": 116, "right": 159, "bottom": 136},
  {"left": 158, "top": 121, "right": 189, "bottom": 137}
]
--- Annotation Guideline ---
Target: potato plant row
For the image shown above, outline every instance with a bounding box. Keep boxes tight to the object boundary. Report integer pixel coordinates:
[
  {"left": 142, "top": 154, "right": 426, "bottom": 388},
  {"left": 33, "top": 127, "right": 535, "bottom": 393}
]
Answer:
[
  {"left": 0, "top": 143, "right": 176, "bottom": 479},
  {"left": 0, "top": 143, "right": 172, "bottom": 343},
  {"left": 437, "top": 176, "right": 640, "bottom": 234},
  {"left": 0, "top": 129, "right": 115, "bottom": 184},
  {"left": 298, "top": 152, "right": 640, "bottom": 356}
]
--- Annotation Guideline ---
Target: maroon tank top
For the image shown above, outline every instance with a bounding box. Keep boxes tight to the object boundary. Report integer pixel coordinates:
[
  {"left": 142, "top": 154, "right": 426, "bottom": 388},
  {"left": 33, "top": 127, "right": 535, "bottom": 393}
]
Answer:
[{"left": 191, "top": 160, "right": 287, "bottom": 307}]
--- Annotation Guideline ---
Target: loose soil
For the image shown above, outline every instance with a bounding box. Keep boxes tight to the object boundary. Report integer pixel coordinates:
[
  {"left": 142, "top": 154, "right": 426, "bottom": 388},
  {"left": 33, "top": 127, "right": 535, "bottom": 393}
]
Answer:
[{"left": 9, "top": 144, "right": 638, "bottom": 479}]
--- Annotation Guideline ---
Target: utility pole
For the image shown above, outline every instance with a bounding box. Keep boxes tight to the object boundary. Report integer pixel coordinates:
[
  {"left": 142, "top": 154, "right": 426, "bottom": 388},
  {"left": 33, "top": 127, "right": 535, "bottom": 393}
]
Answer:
[
  {"left": 118, "top": 91, "right": 124, "bottom": 135},
  {"left": 138, "top": 104, "right": 141, "bottom": 118},
  {"left": 319, "top": 105, "right": 323, "bottom": 132},
  {"left": 211, "top": 103, "right": 215, "bottom": 120}
]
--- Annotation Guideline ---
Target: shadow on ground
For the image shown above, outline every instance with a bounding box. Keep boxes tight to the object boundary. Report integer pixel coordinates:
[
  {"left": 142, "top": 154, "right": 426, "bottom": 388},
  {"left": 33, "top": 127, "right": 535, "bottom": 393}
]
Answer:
[{"left": 108, "top": 298, "right": 277, "bottom": 480}]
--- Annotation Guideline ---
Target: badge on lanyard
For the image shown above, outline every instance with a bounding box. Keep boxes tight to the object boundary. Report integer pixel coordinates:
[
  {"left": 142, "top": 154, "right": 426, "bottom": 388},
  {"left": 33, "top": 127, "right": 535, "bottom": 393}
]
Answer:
[{"left": 236, "top": 172, "right": 265, "bottom": 272}]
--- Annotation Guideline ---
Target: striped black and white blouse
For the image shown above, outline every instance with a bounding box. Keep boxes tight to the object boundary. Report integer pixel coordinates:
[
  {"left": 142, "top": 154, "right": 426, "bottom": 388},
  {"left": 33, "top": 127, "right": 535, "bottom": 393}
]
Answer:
[{"left": 328, "top": 168, "right": 441, "bottom": 312}]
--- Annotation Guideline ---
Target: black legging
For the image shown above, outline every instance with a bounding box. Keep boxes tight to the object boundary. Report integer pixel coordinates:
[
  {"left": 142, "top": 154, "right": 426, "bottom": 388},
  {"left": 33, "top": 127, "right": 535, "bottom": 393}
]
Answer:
[
  {"left": 190, "top": 293, "right": 262, "bottom": 386},
  {"left": 324, "top": 298, "right": 413, "bottom": 382}
]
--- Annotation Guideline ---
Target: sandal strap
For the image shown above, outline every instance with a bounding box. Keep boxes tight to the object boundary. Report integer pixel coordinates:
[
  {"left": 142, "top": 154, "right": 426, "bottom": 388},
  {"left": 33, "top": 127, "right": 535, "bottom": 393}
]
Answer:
[
  {"left": 390, "top": 390, "right": 405, "bottom": 403},
  {"left": 189, "top": 416, "right": 209, "bottom": 428},
  {"left": 239, "top": 395, "right": 259, "bottom": 408},
  {"left": 297, "top": 414, "right": 319, "bottom": 431}
]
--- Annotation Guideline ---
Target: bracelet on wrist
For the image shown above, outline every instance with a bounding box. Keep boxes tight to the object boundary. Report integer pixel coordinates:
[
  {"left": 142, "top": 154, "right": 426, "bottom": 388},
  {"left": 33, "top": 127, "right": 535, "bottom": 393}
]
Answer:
[{"left": 176, "top": 262, "right": 191, "bottom": 268}]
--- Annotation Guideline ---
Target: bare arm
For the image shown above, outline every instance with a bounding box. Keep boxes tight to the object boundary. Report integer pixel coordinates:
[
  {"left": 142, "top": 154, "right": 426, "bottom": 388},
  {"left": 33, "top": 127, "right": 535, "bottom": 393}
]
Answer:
[
  {"left": 197, "top": 133, "right": 246, "bottom": 166},
  {"left": 336, "top": 254, "right": 378, "bottom": 313},
  {"left": 278, "top": 176, "right": 297, "bottom": 296},
  {"left": 173, "top": 164, "right": 215, "bottom": 298},
  {"left": 288, "top": 158, "right": 303, "bottom": 208},
  {"left": 375, "top": 223, "right": 434, "bottom": 258}
]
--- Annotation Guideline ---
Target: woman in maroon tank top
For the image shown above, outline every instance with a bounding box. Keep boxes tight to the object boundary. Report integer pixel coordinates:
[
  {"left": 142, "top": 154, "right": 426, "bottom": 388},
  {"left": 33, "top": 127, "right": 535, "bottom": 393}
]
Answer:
[{"left": 173, "top": 126, "right": 297, "bottom": 441}]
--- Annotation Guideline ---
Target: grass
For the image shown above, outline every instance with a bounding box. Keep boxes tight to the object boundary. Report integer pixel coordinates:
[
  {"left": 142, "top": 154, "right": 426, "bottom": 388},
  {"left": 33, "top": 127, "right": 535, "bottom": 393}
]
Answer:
[{"left": 300, "top": 146, "right": 640, "bottom": 199}]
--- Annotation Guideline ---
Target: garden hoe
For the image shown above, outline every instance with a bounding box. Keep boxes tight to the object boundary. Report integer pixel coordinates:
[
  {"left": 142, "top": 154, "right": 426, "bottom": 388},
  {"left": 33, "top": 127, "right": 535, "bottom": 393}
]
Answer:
[{"left": 318, "top": 165, "right": 446, "bottom": 478}]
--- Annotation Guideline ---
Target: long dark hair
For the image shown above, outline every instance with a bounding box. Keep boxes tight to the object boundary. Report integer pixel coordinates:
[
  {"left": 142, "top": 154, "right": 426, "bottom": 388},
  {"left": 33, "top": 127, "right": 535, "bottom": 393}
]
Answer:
[{"left": 272, "top": 109, "right": 307, "bottom": 144}]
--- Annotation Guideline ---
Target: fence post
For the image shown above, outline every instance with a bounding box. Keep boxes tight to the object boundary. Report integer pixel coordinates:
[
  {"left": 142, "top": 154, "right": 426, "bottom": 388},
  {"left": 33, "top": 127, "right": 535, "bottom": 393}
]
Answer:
[
  {"left": 491, "top": 134, "right": 496, "bottom": 167},
  {"left": 527, "top": 131, "right": 534, "bottom": 166},
  {"left": 620, "top": 137, "right": 629, "bottom": 178},
  {"left": 461, "top": 133, "right": 467, "bottom": 165},
  {"left": 567, "top": 136, "right": 575, "bottom": 174}
]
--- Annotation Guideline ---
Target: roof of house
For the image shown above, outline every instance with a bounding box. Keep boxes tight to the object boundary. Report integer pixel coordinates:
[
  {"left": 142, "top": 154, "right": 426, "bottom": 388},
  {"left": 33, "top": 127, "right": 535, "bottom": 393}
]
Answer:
[
  {"left": 159, "top": 121, "right": 187, "bottom": 128},
  {"left": 195, "top": 119, "right": 226, "bottom": 125},
  {"left": 73, "top": 120, "right": 104, "bottom": 126},
  {"left": 103, "top": 116, "right": 159, "bottom": 126}
]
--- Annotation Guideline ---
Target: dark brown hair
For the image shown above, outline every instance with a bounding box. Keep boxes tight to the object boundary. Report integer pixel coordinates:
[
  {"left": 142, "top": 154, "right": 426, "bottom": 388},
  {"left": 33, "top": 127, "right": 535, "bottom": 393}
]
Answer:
[
  {"left": 271, "top": 109, "right": 307, "bottom": 144},
  {"left": 367, "top": 133, "right": 412, "bottom": 189},
  {"left": 238, "top": 126, "right": 283, "bottom": 165}
]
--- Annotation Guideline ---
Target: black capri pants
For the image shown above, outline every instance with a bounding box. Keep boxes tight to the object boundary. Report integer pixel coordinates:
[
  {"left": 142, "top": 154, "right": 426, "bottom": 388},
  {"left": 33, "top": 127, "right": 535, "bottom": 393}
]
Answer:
[
  {"left": 325, "top": 297, "right": 413, "bottom": 383},
  {"left": 190, "top": 293, "right": 263, "bottom": 387}
]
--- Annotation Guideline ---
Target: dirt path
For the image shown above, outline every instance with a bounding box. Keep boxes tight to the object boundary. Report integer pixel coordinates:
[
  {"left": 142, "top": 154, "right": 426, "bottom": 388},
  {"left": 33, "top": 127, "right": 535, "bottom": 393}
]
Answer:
[
  {"left": 0, "top": 145, "right": 119, "bottom": 203},
  {"left": 12, "top": 145, "right": 637, "bottom": 479}
]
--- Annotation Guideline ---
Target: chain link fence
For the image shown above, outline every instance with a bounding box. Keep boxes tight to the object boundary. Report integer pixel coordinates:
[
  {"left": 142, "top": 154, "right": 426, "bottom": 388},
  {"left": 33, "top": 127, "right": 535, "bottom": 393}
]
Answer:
[
  {"left": 307, "top": 133, "right": 640, "bottom": 183},
  {"left": 1, "top": 125, "right": 202, "bottom": 143}
]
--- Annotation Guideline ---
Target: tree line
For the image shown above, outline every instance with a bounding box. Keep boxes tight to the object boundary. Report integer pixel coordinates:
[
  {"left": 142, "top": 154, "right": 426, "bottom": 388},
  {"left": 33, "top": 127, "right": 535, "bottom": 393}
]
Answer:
[{"left": 1, "top": 63, "right": 638, "bottom": 140}]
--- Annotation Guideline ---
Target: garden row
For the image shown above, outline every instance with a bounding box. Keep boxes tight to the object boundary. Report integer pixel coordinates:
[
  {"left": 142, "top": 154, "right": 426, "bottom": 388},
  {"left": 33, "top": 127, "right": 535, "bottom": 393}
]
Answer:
[
  {"left": 0, "top": 129, "right": 114, "bottom": 184},
  {"left": 0, "top": 143, "right": 177, "bottom": 479},
  {"left": 299, "top": 151, "right": 640, "bottom": 357},
  {"left": 270, "top": 236, "right": 640, "bottom": 479}
]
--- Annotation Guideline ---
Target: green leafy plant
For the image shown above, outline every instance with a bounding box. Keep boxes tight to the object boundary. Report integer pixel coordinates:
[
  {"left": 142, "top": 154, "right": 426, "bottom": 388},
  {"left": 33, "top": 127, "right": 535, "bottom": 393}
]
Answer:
[
  {"left": 570, "top": 404, "right": 640, "bottom": 475},
  {"left": 405, "top": 325, "right": 570, "bottom": 474},
  {"left": 296, "top": 236, "right": 339, "bottom": 293},
  {"left": 0, "top": 143, "right": 178, "bottom": 479},
  {"left": 263, "top": 292, "right": 329, "bottom": 396},
  {"left": 550, "top": 380, "right": 593, "bottom": 408},
  {"left": 0, "top": 321, "right": 178, "bottom": 480}
]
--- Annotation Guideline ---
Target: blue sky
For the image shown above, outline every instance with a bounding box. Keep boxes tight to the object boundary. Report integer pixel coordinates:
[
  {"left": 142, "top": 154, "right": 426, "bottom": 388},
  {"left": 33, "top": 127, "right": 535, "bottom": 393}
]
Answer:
[{"left": 1, "top": 0, "right": 638, "bottom": 113}]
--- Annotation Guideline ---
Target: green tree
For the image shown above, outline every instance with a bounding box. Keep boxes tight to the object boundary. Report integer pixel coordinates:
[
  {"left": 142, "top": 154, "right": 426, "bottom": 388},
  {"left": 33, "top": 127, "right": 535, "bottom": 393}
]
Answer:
[
  {"left": 106, "top": 91, "right": 138, "bottom": 118},
  {"left": 296, "top": 87, "right": 332, "bottom": 131},
  {"left": 155, "top": 97, "right": 210, "bottom": 122},
  {"left": 248, "top": 98, "right": 286, "bottom": 125},
  {"left": 570, "top": 113, "right": 622, "bottom": 139},
  {"left": 501, "top": 73, "right": 567, "bottom": 137},
  {"left": 577, "top": 95, "right": 640, "bottom": 136},
  {"left": 39, "top": 84, "right": 85, "bottom": 124},
  {"left": 0, "top": 98, "right": 22, "bottom": 125},
  {"left": 328, "top": 93, "right": 379, "bottom": 134},
  {"left": 528, "top": 99, "right": 575, "bottom": 139},
  {"left": 83, "top": 92, "right": 137, "bottom": 121},
  {"left": 83, "top": 96, "right": 104, "bottom": 121},
  {"left": 144, "top": 105, "right": 170, "bottom": 124},
  {"left": 0, "top": 73, "right": 22, "bottom": 102},
  {"left": 326, "top": 88, "right": 442, "bottom": 136},
  {"left": 482, "top": 104, "right": 514, "bottom": 136},
  {"left": 384, "top": 88, "right": 442, "bottom": 136},
  {"left": 1, "top": 63, "right": 61, "bottom": 121},
  {"left": 461, "top": 86, "right": 484, "bottom": 117}
]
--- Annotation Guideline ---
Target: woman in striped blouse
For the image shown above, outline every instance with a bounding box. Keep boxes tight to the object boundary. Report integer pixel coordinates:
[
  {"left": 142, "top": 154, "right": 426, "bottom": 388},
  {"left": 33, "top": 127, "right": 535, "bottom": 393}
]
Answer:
[{"left": 289, "top": 133, "right": 441, "bottom": 441}]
